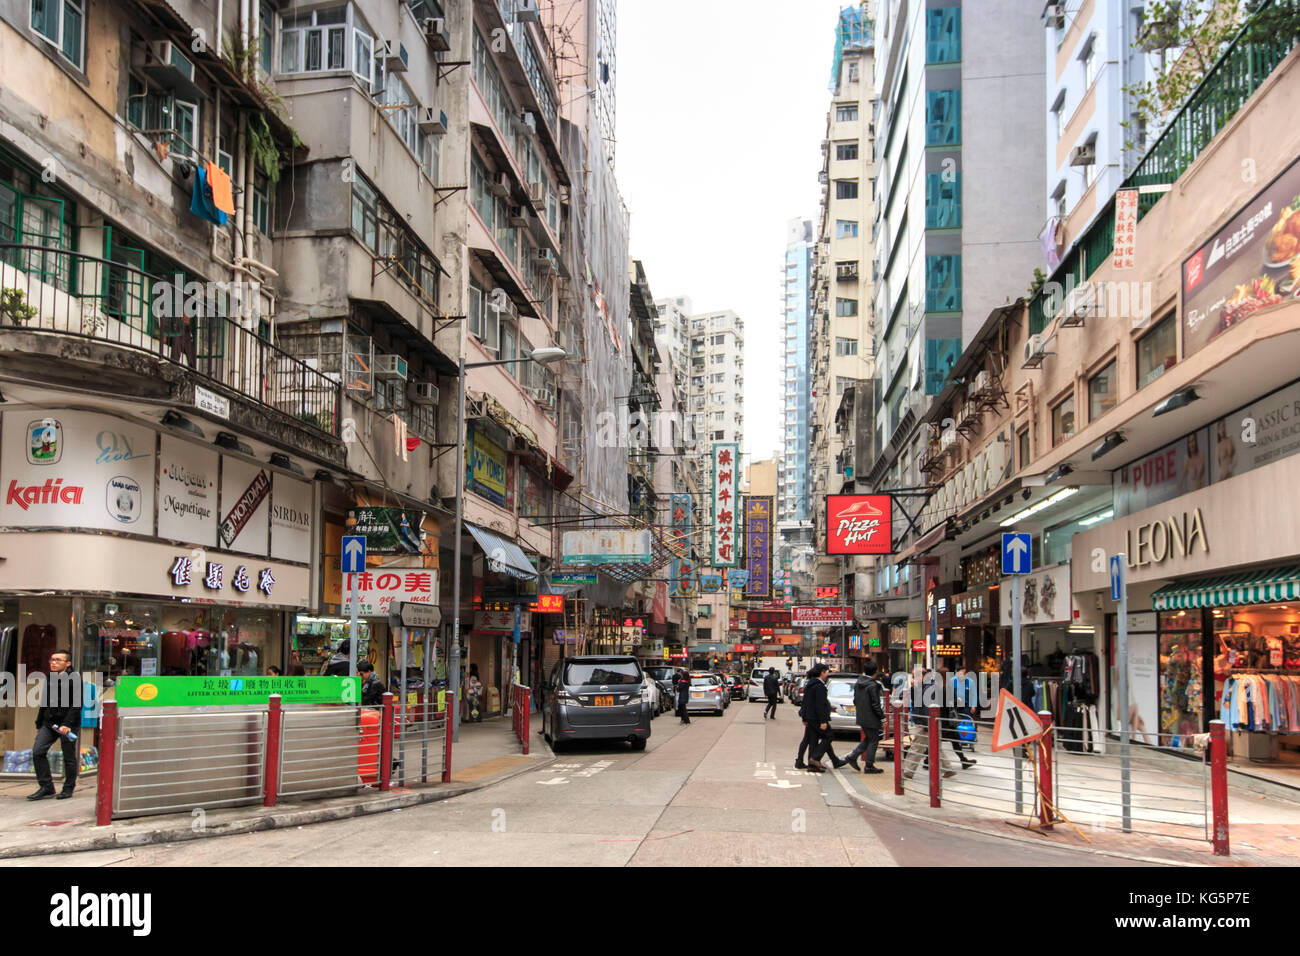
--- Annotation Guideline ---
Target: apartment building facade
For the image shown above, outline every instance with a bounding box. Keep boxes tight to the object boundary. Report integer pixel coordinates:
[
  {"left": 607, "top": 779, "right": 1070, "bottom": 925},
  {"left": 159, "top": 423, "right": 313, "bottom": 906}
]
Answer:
[
  {"left": 862, "top": 0, "right": 1046, "bottom": 640},
  {"left": 778, "top": 218, "right": 814, "bottom": 569}
]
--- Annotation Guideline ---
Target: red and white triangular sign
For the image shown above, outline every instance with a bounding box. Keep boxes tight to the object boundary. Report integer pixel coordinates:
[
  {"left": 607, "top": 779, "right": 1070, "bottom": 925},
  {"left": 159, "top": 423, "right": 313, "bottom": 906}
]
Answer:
[{"left": 990, "top": 688, "right": 1047, "bottom": 752}]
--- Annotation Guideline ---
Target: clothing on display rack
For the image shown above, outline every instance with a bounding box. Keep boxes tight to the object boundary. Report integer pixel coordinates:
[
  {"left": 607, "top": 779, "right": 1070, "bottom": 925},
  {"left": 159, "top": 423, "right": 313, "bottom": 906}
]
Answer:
[{"left": 1220, "top": 673, "right": 1300, "bottom": 733}]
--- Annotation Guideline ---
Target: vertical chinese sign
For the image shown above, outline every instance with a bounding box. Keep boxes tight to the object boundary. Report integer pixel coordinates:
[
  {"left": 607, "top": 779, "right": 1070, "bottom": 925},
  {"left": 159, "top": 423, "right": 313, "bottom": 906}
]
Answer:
[
  {"left": 744, "top": 496, "right": 772, "bottom": 599},
  {"left": 711, "top": 443, "right": 738, "bottom": 567},
  {"left": 1112, "top": 188, "right": 1138, "bottom": 270},
  {"left": 669, "top": 493, "right": 695, "bottom": 596}
]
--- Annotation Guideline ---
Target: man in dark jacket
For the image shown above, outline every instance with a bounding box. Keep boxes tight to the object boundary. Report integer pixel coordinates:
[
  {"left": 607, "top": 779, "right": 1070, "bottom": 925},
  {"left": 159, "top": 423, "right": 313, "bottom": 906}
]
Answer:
[
  {"left": 29, "top": 649, "right": 81, "bottom": 800},
  {"left": 675, "top": 669, "right": 691, "bottom": 724},
  {"left": 842, "top": 661, "right": 887, "bottom": 772},
  {"left": 358, "top": 661, "right": 387, "bottom": 705},
  {"left": 323, "top": 640, "right": 352, "bottom": 677},
  {"left": 763, "top": 667, "right": 781, "bottom": 719},
  {"left": 802, "top": 664, "right": 846, "bottom": 772}
]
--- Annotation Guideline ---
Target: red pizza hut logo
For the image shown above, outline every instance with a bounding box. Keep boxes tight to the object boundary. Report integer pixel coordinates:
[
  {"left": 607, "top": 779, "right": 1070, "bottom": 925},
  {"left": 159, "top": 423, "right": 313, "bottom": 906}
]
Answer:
[
  {"left": 7, "top": 478, "right": 85, "bottom": 509},
  {"left": 826, "top": 495, "right": 892, "bottom": 554}
]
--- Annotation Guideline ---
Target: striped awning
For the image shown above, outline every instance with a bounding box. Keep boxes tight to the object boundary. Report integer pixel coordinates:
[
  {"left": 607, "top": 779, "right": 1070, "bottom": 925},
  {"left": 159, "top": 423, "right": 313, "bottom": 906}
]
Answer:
[{"left": 1151, "top": 566, "right": 1300, "bottom": 611}]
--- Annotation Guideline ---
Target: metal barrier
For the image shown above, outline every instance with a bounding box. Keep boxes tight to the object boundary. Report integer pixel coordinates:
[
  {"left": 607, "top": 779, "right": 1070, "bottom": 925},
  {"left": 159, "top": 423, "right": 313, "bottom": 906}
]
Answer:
[
  {"left": 96, "top": 691, "right": 458, "bottom": 823},
  {"left": 886, "top": 705, "right": 1231, "bottom": 854},
  {"left": 511, "top": 684, "right": 531, "bottom": 755}
]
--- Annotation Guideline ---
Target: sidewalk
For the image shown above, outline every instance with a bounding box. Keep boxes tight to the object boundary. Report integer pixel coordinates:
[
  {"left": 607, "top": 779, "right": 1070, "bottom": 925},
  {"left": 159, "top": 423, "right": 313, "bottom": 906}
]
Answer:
[
  {"left": 833, "top": 734, "right": 1300, "bottom": 866},
  {"left": 0, "top": 715, "right": 550, "bottom": 860}
]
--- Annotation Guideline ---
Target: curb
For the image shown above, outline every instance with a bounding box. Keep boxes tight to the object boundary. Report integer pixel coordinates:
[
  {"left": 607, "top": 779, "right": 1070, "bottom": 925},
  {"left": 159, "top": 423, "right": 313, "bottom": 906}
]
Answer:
[
  {"left": 0, "top": 753, "right": 555, "bottom": 860},
  {"left": 827, "top": 768, "right": 1220, "bottom": 868}
]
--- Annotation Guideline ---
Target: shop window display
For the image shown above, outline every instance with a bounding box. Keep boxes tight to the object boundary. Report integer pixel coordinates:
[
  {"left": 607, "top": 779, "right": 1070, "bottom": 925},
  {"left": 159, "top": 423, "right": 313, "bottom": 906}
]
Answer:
[
  {"left": 1159, "top": 610, "right": 1203, "bottom": 739},
  {"left": 293, "top": 616, "right": 373, "bottom": 674},
  {"left": 83, "top": 602, "right": 280, "bottom": 679},
  {"left": 1213, "top": 605, "right": 1300, "bottom": 754}
]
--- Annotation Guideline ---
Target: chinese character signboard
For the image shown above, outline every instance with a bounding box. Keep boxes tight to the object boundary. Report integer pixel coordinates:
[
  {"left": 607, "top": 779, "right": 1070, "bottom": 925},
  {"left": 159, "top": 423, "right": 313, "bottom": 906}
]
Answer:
[
  {"left": 825, "top": 494, "right": 893, "bottom": 555},
  {"left": 1182, "top": 154, "right": 1300, "bottom": 358},
  {"left": 1112, "top": 188, "right": 1138, "bottom": 270},
  {"left": 727, "top": 569, "right": 749, "bottom": 591},
  {"left": 711, "top": 443, "right": 739, "bottom": 566},
  {"left": 349, "top": 507, "right": 426, "bottom": 554},
  {"left": 743, "top": 496, "right": 771, "bottom": 599},
  {"left": 698, "top": 573, "right": 722, "bottom": 593},
  {"left": 343, "top": 569, "right": 437, "bottom": 617},
  {"left": 561, "top": 529, "right": 653, "bottom": 565},
  {"left": 791, "top": 606, "right": 854, "bottom": 627},
  {"left": 119, "top": 676, "right": 358, "bottom": 707},
  {"left": 668, "top": 493, "right": 695, "bottom": 596}
]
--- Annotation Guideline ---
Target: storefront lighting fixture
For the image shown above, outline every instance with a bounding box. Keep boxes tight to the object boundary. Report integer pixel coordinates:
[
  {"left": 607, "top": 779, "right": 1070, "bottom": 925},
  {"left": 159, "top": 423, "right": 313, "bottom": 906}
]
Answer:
[
  {"left": 1152, "top": 386, "right": 1200, "bottom": 417},
  {"left": 1091, "top": 431, "right": 1125, "bottom": 461},
  {"left": 1046, "top": 464, "right": 1073, "bottom": 484},
  {"left": 1077, "top": 509, "right": 1114, "bottom": 527},
  {"left": 214, "top": 431, "right": 253, "bottom": 455},
  {"left": 161, "top": 410, "right": 205, "bottom": 438},
  {"left": 269, "top": 452, "right": 304, "bottom": 476},
  {"left": 998, "top": 487, "right": 1079, "bottom": 527},
  {"left": 313, "top": 469, "right": 334, "bottom": 483},
  {"left": 1068, "top": 625, "right": 1095, "bottom": 634}
]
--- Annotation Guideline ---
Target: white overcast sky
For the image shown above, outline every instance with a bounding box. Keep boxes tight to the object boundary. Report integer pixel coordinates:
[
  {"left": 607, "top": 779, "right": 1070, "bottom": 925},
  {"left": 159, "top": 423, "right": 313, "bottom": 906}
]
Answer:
[{"left": 616, "top": 0, "right": 852, "bottom": 469}]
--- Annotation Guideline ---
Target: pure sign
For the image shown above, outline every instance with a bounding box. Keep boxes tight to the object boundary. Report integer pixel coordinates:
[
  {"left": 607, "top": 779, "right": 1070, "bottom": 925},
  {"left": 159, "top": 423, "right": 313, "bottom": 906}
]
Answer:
[{"left": 825, "top": 494, "right": 892, "bottom": 554}]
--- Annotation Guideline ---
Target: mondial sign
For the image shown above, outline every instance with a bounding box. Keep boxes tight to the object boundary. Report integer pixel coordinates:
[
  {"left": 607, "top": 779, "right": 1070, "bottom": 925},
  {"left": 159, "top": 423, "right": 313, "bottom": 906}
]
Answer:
[{"left": 825, "top": 494, "right": 893, "bottom": 555}]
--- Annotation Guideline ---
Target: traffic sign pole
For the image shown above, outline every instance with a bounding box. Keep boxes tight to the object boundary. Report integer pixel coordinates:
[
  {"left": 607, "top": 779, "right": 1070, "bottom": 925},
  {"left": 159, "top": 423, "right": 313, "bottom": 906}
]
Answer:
[
  {"left": 1012, "top": 578, "right": 1022, "bottom": 814},
  {"left": 1115, "top": 552, "right": 1131, "bottom": 832},
  {"left": 342, "top": 535, "right": 366, "bottom": 680}
]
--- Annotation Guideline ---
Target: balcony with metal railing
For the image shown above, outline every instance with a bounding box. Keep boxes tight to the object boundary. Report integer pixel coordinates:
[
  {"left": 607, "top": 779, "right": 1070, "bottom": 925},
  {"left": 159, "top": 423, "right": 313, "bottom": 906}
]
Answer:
[{"left": 0, "top": 244, "right": 342, "bottom": 440}]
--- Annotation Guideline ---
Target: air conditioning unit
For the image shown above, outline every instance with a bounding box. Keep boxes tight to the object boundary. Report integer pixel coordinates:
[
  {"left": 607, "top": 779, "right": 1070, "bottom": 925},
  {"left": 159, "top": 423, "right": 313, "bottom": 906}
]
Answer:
[
  {"left": 374, "top": 354, "right": 409, "bottom": 380},
  {"left": 489, "top": 172, "right": 512, "bottom": 199},
  {"left": 417, "top": 108, "right": 448, "bottom": 135},
  {"left": 1069, "top": 142, "right": 1097, "bottom": 167},
  {"left": 379, "top": 40, "right": 409, "bottom": 73},
  {"left": 508, "top": 204, "right": 529, "bottom": 227},
  {"left": 972, "top": 370, "right": 991, "bottom": 394},
  {"left": 1061, "top": 281, "right": 1097, "bottom": 327},
  {"left": 422, "top": 17, "right": 451, "bottom": 52},
  {"left": 1023, "top": 333, "right": 1048, "bottom": 368},
  {"left": 528, "top": 181, "right": 546, "bottom": 210},
  {"left": 940, "top": 430, "right": 957, "bottom": 451},
  {"left": 527, "top": 385, "right": 555, "bottom": 408},
  {"left": 1044, "top": 3, "right": 1065, "bottom": 29},
  {"left": 408, "top": 381, "right": 440, "bottom": 405},
  {"left": 514, "top": 0, "right": 540, "bottom": 22},
  {"left": 134, "top": 40, "right": 203, "bottom": 100},
  {"left": 558, "top": 185, "right": 571, "bottom": 204},
  {"left": 533, "top": 248, "right": 558, "bottom": 273},
  {"left": 520, "top": 111, "right": 537, "bottom": 133}
]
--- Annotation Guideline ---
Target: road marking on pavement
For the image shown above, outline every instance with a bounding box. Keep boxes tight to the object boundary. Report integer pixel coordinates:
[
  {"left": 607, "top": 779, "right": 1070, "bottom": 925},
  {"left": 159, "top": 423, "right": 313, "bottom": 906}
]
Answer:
[
  {"left": 768, "top": 779, "right": 802, "bottom": 789},
  {"left": 753, "top": 761, "right": 777, "bottom": 781},
  {"left": 536, "top": 778, "right": 569, "bottom": 786}
]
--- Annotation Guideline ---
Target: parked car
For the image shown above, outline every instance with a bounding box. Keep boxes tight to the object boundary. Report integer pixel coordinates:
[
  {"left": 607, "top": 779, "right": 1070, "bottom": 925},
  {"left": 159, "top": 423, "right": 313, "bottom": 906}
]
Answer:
[
  {"left": 727, "top": 675, "right": 746, "bottom": 700},
  {"left": 685, "top": 673, "right": 727, "bottom": 715},
  {"left": 788, "top": 676, "right": 808, "bottom": 706},
  {"left": 747, "top": 668, "right": 767, "bottom": 701},
  {"left": 540, "top": 655, "right": 652, "bottom": 752},
  {"left": 825, "top": 673, "right": 862, "bottom": 735},
  {"left": 718, "top": 674, "right": 731, "bottom": 709},
  {"left": 643, "top": 665, "right": 678, "bottom": 715}
]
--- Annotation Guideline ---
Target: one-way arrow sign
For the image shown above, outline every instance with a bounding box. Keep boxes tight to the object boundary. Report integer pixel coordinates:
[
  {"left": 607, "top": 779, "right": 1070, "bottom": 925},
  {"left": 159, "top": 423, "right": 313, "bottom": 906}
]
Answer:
[
  {"left": 990, "top": 688, "right": 1047, "bottom": 751},
  {"left": 1001, "top": 532, "right": 1032, "bottom": 575},
  {"left": 342, "top": 535, "right": 366, "bottom": 574}
]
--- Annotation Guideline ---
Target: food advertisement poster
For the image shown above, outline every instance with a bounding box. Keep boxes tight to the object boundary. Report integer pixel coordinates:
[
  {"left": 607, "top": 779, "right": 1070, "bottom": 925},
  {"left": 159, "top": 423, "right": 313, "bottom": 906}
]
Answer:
[{"left": 1182, "top": 154, "right": 1300, "bottom": 357}]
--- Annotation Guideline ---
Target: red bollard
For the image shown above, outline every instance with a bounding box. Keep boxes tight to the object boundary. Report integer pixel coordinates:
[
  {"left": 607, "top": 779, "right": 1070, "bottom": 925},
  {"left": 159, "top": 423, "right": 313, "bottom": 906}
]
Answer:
[
  {"left": 95, "top": 699, "right": 117, "bottom": 826},
  {"left": 379, "top": 692, "right": 395, "bottom": 792},
  {"left": 928, "top": 705, "right": 940, "bottom": 808},
  {"left": 264, "top": 694, "right": 282, "bottom": 807},
  {"left": 1037, "top": 711, "right": 1054, "bottom": 830},
  {"left": 522, "top": 688, "right": 531, "bottom": 756},
  {"left": 442, "top": 691, "right": 455, "bottom": 783},
  {"left": 893, "top": 700, "right": 904, "bottom": 796},
  {"left": 1210, "top": 720, "right": 1230, "bottom": 856}
]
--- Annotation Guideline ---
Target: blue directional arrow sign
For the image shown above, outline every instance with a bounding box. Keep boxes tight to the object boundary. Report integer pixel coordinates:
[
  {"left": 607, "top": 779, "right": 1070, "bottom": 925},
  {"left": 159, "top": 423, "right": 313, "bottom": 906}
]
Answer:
[
  {"left": 1110, "top": 554, "right": 1125, "bottom": 602},
  {"left": 342, "top": 535, "right": 366, "bottom": 574},
  {"left": 1001, "top": 532, "right": 1032, "bottom": 575}
]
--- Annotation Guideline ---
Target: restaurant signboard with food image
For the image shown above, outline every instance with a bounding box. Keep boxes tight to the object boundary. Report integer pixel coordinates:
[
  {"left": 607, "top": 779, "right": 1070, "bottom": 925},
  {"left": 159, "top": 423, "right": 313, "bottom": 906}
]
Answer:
[{"left": 1182, "top": 155, "right": 1300, "bottom": 357}]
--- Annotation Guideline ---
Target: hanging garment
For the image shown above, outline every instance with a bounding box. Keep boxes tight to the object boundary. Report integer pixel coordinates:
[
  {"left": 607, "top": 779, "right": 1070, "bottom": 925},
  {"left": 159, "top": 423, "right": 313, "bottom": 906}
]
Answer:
[
  {"left": 190, "top": 164, "right": 229, "bottom": 226},
  {"left": 205, "top": 161, "right": 235, "bottom": 216}
]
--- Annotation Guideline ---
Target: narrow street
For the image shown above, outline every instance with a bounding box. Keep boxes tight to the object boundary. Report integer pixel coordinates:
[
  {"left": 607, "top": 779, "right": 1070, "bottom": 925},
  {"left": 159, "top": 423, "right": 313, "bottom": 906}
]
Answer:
[{"left": 11, "top": 702, "right": 1134, "bottom": 867}]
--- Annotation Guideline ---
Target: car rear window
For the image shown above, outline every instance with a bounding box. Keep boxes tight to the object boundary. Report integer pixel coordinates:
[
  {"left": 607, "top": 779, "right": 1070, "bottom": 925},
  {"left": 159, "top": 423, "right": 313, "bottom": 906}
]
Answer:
[
  {"left": 827, "top": 678, "right": 856, "bottom": 696},
  {"left": 564, "top": 661, "right": 642, "bottom": 686},
  {"left": 690, "top": 676, "right": 718, "bottom": 686}
]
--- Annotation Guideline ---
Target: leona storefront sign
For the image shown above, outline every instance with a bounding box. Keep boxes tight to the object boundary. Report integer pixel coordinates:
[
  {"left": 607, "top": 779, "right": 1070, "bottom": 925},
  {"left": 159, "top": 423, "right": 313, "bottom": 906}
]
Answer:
[{"left": 1125, "top": 507, "right": 1209, "bottom": 568}]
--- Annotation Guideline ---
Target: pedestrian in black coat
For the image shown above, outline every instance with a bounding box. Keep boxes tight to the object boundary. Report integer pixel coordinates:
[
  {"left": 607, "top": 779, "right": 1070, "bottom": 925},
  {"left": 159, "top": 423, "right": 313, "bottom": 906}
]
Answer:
[
  {"left": 763, "top": 667, "right": 781, "bottom": 719},
  {"left": 675, "top": 669, "right": 691, "bottom": 724},
  {"left": 801, "top": 664, "right": 846, "bottom": 772},
  {"left": 842, "top": 661, "right": 886, "bottom": 772},
  {"left": 29, "top": 649, "right": 81, "bottom": 800}
]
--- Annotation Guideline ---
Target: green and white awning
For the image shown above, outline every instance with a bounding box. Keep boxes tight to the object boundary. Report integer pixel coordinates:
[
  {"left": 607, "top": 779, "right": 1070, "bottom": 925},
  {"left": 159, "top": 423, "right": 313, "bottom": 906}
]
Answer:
[{"left": 1151, "top": 566, "right": 1300, "bottom": 611}]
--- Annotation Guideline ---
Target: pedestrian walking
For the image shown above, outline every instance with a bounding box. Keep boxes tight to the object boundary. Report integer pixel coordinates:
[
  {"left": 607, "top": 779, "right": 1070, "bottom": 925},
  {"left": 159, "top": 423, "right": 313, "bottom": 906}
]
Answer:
[
  {"left": 842, "top": 660, "right": 886, "bottom": 773},
  {"left": 763, "top": 667, "right": 781, "bottom": 719},
  {"left": 675, "top": 668, "right": 691, "bottom": 724},
  {"left": 29, "top": 649, "right": 81, "bottom": 801},
  {"left": 801, "top": 663, "right": 846, "bottom": 773},
  {"left": 266, "top": 665, "right": 283, "bottom": 677},
  {"left": 322, "top": 640, "right": 351, "bottom": 676},
  {"left": 901, "top": 668, "right": 958, "bottom": 780},
  {"left": 465, "top": 663, "right": 484, "bottom": 722},
  {"left": 358, "top": 660, "right": 386, "bottom": 705}
]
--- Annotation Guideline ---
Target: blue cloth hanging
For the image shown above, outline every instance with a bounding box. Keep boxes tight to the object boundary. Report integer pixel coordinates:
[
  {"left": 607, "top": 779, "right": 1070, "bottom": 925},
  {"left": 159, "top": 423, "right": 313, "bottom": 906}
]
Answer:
[{"left": 190, "top": 163, "right": 228, "bottom": 226}]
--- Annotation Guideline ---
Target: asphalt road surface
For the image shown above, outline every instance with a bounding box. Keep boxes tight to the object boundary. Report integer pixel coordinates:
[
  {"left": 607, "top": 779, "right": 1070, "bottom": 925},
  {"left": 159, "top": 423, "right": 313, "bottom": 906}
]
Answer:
[{"left": 13, "top": 697, "right": 1144, "bottom": 866}]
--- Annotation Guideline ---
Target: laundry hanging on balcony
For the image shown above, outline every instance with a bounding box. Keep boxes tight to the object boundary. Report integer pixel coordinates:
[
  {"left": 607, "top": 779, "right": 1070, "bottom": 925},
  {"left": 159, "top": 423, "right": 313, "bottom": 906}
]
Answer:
[
  {"left": 190, "top": 163, "right": 228, "bottom": 226},
  {"left": 205, "top": 161, "right": 235, "bottom": 217}
]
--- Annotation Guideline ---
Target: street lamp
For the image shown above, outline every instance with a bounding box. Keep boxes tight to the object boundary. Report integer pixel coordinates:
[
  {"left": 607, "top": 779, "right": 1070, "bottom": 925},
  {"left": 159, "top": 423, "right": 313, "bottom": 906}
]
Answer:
[{"left": 450, "top": 346, "right": 567, "bottom": 742}]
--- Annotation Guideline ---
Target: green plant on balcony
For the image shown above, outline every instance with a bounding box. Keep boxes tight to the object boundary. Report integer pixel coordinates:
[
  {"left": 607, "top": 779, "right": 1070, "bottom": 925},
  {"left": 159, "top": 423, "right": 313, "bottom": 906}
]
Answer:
[
  {"left": 1027, "top": 268, "right": 1047, "bottom": 298},
  {"left": 1, "top": 288, "right": 37, "bottom": 325}
]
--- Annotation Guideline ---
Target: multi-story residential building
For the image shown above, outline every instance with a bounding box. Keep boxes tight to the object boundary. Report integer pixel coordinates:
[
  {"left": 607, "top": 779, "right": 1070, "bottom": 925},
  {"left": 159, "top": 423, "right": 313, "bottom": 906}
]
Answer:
[
  {"left": 862, "top": 0, "right": 1046, "bottom": 645},
  {"left": 1043, "top": 0, "right": 1157, "bottom": 263},
  {"left": 810, "top": 5, "right": 878, "bottom": 610},
  {"left": 778, "top": 218, "right": 814, "bottom": 568},
  {"left": 653, "top": 334, "right": 698, "bottom": 656}
]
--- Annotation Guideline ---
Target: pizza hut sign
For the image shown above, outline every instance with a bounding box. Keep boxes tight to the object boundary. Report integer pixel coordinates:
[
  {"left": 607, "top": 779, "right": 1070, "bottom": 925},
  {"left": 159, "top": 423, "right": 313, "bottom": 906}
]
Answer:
[{"left": 825, "top": 494, "right": 893, "bottom": 555}]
